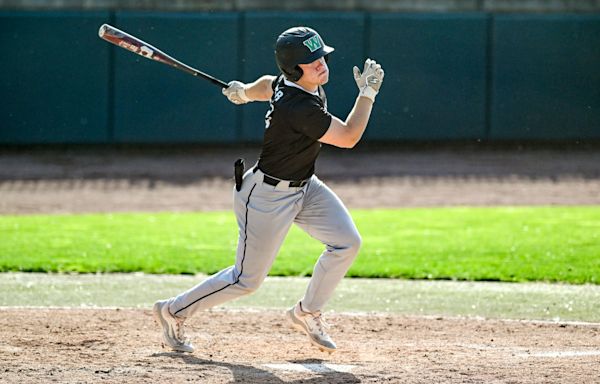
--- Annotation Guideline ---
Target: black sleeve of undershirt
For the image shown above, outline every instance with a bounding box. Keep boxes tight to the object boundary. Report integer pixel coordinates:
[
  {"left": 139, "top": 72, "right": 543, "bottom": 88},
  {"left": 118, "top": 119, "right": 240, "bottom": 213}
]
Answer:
[{"left": 288, "top": 97, "right": 332, "bottom": 141}]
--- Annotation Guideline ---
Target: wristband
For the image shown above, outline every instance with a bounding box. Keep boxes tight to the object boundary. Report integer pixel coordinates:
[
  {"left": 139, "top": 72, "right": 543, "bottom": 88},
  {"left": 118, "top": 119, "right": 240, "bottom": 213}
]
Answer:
[
  {"left": 238, "top": 86, "right": 252, "bottom": 103},
  {"left": 359, "top": 86, "right": 377, "bottom": 102}
]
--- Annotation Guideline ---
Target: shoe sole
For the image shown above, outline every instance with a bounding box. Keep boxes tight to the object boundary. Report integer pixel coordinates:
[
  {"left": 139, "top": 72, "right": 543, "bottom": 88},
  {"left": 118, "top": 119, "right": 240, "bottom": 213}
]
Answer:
[
  {"left": 153, "top": 301, "right": 194, "bottom": 353},
  {"left": 286, "top": 308, "right": 336, "bottom": 354}
]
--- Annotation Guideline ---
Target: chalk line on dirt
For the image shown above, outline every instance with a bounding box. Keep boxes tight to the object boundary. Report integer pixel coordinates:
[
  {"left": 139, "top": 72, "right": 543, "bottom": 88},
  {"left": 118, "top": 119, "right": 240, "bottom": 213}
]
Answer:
[
  {"left": 517, "top": 350, "right": 600, "bottom": 358},
  {"left": 263, "top": 363, "right": 357, "bottom": 373}
]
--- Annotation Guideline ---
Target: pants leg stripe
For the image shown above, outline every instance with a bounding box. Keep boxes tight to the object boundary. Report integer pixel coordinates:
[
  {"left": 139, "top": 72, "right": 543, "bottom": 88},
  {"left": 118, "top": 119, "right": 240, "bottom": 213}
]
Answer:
[{"left": 174, "top": 183, "right": 257, "bottom": 316}]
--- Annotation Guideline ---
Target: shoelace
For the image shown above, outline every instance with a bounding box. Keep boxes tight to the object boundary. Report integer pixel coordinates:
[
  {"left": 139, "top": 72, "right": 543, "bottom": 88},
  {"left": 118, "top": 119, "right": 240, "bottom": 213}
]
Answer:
[
  {"left": 309, "top": 311, "right": 331, "bottom": 336},
  {"left": 174, "top": 317, "right": 188, "bottom": 343}
]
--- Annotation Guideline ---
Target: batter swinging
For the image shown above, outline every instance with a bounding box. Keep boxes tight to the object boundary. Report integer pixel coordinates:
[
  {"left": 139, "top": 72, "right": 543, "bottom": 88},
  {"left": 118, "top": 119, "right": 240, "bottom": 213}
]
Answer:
[{"left": 153, "top": 26, "right": 384, "bottom": 353}]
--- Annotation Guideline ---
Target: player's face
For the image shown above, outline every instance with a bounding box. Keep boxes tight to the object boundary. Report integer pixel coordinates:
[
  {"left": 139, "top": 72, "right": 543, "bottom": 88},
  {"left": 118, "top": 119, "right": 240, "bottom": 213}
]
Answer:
[{"left": 299, "top": 56, "right": 329, "bottom": 86}]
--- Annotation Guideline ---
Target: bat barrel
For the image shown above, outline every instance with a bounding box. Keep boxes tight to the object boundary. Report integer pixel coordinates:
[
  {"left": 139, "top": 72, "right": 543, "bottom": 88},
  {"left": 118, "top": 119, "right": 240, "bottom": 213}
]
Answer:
[{"left": 98, "top": 23, "right": 228, "bottom": 89}]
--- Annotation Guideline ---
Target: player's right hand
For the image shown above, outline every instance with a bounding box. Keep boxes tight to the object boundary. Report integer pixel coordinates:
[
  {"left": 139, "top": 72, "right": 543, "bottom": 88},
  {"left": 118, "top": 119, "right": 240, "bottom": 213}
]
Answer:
[
  {"left": 222, "top": 81, "right": 252, "bottom": 105},
  {"left": 353, "top": 58, "right": 384, "bottom": 102}
]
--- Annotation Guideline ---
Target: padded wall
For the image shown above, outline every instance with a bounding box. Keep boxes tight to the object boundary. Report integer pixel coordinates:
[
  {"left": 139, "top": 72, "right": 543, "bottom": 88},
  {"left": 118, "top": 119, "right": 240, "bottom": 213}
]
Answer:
[{"left": 0, "top": 12, "right": 111, "bottom": 144}]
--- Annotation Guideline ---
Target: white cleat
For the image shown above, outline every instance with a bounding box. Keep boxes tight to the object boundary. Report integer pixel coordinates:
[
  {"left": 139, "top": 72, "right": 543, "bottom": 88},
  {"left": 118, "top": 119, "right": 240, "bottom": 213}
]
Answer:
[
  {"left": 287, "top": 303, "right": 336, "bottom": 353},
  {"left": 153, "top": 300, "right": 195, "bottom": 353}
]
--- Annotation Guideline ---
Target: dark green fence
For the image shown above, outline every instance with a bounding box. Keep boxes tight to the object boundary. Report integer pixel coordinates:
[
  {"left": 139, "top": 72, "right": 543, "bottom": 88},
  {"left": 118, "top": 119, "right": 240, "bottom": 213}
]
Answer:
[
  {"left": 1, "top": 11, "right": 599, "bottom": 144},
  {"left": 111, "top": 12, "right": 239, "bottom": 143},
  {"left": 0, "top": 11, "right": 111, "bottom": 144},
  {"left": 368, "top": 13, "right": 488, "bottom": 140},
  {"left": 491, "top": 15, "right": 600, "bottom": 140}
]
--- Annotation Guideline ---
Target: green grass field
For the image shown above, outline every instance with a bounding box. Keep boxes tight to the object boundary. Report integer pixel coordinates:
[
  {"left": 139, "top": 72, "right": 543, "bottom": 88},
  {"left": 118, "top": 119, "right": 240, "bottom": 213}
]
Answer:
[{"left": 1, "top": 207, "right": 598, "bottom": 284}]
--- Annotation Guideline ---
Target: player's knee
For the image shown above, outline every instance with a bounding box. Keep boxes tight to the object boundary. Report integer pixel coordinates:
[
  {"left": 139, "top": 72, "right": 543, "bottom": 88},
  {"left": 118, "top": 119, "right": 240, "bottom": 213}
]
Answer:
[
  {"left": 236, "top": 276, "right": 263, "bottom": 294},
  {"left": 350, "top": 231, "right": 362, "bottom": 254},
  {"left": 341, "top": 230, "right": 362, "bottom": 257},
  {"left": 238, "top": 285, "right": 259, "bottom": 295}
]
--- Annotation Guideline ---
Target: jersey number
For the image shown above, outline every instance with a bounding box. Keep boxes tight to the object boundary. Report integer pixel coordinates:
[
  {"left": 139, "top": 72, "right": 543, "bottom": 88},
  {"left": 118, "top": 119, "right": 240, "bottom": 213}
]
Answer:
[
  {"left": 265, "top": 89, "right": 283, "bottom": 130},
  {"left": 265, "top": 104, "right": 274, "bottom": 130}
]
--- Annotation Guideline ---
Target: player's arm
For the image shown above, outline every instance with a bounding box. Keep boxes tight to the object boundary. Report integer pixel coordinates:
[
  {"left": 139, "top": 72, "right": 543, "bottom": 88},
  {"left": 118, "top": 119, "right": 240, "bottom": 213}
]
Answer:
[
  {"left": 319, "top": 59, "right": 384, "bottom": 149},
  {"left": 244, "top": 75, "right": 276, "bottom": 101},
  {"left": 222, "top": 75, "right": 276, "bottom": 104},
  {"left": 320, "top": 98, "right": 374, "bottom": 149}
]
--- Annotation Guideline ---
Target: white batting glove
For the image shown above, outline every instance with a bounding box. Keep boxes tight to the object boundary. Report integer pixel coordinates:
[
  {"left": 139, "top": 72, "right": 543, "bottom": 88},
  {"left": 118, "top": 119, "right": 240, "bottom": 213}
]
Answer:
[
  {"left": 222, "top": 81, "right": 252, "bottom": 105},
  {"left": 353, "top": 58, "right": 384, "bottom": 102}
]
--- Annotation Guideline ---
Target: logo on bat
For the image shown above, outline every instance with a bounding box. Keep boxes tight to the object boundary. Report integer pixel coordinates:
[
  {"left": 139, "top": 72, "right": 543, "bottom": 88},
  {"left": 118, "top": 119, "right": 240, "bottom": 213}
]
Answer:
[
  {"left": 139, "top": 46, "right": 154, "bottom": 57},
  {"left": 118, "top": 41, "right": 138, "bottom": 53}
]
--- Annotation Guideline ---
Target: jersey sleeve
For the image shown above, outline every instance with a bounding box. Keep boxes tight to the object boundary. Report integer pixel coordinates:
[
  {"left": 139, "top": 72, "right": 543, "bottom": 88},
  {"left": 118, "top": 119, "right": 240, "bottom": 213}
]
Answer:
[{"left": 288, "top": 97, "right": 332, "bottom": 141}]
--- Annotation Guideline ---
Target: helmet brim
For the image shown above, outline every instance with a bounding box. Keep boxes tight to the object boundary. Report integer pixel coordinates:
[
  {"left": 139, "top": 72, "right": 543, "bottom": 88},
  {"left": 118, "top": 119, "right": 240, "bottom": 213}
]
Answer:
[{"left": 297, "top": 45, "right": 335, "bottom": 65}]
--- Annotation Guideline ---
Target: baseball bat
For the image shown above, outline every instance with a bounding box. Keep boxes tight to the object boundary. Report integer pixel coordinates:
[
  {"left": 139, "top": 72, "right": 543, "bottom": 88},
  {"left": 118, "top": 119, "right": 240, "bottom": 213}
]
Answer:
[{"left": 98, "top": 24, "right": 228, "bottom": 89}]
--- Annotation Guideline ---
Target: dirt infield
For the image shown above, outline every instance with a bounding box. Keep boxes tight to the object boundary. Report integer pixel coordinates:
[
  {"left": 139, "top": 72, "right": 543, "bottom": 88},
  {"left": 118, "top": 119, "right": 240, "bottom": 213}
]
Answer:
[{"left": 1, "top": 308, "right": 599, "bottom": 383}]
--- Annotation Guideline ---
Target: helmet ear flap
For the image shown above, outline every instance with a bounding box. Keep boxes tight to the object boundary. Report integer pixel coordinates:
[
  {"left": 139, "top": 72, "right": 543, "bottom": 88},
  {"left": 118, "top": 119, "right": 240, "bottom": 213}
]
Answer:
[
  {"left": 282, "top": 65, "right": 303, "bottom": 82},
  {"left": 290, "top": 66, "right": 303, "bottom": 81}
]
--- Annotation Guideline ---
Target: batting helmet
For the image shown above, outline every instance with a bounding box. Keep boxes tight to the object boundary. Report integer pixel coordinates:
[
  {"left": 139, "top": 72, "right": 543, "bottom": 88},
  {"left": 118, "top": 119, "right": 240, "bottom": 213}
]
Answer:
[{"left": 275, "top": 26, "right": 335, "bottom": 82}]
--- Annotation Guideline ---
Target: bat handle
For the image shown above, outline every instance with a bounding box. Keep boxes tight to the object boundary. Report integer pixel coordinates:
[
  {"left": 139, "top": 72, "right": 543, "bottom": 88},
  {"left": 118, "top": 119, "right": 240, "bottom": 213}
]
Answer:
[{"left": 199, "top": 74, "right": 228, "bottom": 89}]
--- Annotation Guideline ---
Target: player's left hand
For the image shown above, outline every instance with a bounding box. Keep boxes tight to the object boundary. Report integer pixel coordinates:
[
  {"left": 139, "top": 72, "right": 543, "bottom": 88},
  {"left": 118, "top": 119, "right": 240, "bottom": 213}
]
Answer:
[
  {"left": 222, "top": 81, "right": 252, "bottom": 105},
  {"left": 353, "top": 58, "right": 384, "bottom": 102}
]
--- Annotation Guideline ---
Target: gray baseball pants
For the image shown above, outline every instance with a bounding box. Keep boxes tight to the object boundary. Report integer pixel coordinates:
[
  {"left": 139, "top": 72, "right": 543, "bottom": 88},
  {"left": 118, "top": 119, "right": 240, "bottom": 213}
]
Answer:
[{"left": 169, "top": 166, "right": 361, "bottom": 318}]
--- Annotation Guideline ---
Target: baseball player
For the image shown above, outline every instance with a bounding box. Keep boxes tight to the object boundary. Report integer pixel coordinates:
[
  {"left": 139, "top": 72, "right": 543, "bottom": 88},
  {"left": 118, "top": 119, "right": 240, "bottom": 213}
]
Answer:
[{"left": 153, "top": 26, "right": 384, "bottom": 353}]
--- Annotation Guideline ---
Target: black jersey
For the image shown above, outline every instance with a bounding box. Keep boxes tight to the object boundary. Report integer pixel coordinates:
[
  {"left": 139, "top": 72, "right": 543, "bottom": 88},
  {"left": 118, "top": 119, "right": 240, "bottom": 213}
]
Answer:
[{"left": 257, "top": 75, "right": 332, "bottom": 181}]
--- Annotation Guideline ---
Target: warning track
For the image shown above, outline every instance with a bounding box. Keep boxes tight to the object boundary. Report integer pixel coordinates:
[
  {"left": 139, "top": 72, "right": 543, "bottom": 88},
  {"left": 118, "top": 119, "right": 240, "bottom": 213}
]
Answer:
[{"left": 1, "top": 145, "right": 599, "bottom": 214}]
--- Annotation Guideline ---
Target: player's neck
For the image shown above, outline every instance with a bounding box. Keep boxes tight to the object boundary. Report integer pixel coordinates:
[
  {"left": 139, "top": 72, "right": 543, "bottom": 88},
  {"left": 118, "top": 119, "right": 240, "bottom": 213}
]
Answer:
[{"left": 294, "top": 78, "right": 319, "bottom": 93}]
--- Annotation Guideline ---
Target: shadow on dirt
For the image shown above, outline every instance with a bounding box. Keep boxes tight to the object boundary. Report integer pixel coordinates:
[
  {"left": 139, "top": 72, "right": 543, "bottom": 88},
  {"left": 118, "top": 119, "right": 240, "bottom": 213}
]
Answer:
[{"left": 153, "top": 352, "right": 361, "bottom": 383}]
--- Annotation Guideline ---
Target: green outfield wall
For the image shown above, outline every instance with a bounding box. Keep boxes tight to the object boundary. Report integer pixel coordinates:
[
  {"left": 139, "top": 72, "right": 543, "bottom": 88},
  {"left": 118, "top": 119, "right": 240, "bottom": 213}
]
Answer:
[
  {"left": 1, "top": 11, "right": 599, "bottom": 144},
  {"left": 491, "top": 15, "right": 600, "bottom": 140},
  {"left": 0, "top": 12, "right": 111, "bottom": 144},
  {"left": 111, "top": 12, "right": 239, "bottom": 143}
]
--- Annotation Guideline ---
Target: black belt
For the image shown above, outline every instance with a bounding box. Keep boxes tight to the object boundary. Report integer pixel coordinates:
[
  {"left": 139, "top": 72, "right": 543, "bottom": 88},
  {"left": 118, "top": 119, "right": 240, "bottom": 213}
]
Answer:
[{"left": 253, "top": 167, "right": 308, "bottom": 188}]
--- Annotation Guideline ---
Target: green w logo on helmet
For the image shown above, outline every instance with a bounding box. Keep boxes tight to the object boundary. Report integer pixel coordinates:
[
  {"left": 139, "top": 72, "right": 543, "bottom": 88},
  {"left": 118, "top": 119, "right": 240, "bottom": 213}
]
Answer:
[{"left": 303, "top": 35, "right": 322, "bottom": 53}]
